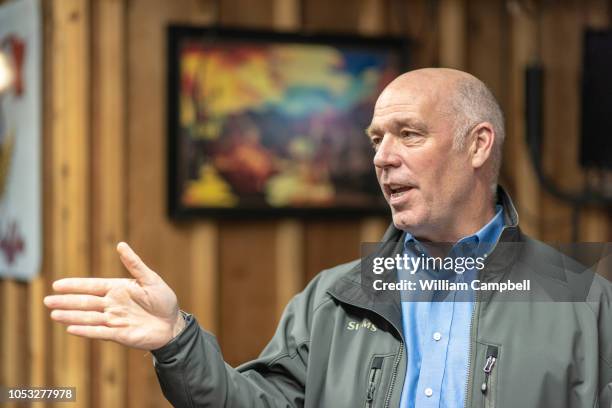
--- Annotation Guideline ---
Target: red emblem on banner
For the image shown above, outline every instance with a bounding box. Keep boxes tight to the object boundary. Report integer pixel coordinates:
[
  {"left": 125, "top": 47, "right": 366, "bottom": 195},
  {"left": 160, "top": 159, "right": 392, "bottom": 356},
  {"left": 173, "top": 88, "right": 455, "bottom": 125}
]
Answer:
[{"left": 0, "top": 220, "right": 24, "bottom": 264}]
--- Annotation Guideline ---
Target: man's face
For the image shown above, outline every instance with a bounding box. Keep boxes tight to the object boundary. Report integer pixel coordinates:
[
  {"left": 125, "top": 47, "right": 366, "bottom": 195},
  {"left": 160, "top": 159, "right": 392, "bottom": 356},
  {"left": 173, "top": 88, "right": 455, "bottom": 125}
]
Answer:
[{"left": 367, "top": 80, "right": 473, "bottom": 239}]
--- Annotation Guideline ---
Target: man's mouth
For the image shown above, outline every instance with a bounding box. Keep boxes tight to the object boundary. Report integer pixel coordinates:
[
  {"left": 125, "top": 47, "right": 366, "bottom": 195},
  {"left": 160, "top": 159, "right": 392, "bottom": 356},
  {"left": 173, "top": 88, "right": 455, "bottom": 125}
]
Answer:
[{"left": 385, "top": 184, "right": 414, "bottom": 202}]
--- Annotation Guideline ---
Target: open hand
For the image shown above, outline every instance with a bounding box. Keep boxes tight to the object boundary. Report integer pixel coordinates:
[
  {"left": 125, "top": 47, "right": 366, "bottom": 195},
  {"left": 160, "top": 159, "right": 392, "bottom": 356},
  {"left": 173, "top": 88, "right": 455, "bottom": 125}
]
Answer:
[{"left": 44, "top": 242, "right": 185, "bottom": 351}]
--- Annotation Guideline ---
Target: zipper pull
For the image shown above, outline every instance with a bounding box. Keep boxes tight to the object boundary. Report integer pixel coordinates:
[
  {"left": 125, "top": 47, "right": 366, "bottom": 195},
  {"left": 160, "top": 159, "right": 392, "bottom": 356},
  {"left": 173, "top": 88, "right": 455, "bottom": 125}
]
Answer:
[
  {"left": 366, "top": 383, "right": 375, "bottom": 402},
  {"left": 481, "top": 346, "right": 498, "bottom": 394},
  {"left": 366, "top": 356, "right": 384, "bottom": 404}
]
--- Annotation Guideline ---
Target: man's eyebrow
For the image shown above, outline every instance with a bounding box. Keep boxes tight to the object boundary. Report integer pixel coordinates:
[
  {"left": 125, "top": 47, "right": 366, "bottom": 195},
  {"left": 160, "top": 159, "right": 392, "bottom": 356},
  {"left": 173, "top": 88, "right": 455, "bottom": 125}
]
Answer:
[
  {"left": 364, "top": 125, "right": 378, "bottom": 137},
  {"left": 364, "top": 119, "right": 429, "bottom": 137},
  {"left": 397, "top": 118, "right": 429, "bottom": 133}
]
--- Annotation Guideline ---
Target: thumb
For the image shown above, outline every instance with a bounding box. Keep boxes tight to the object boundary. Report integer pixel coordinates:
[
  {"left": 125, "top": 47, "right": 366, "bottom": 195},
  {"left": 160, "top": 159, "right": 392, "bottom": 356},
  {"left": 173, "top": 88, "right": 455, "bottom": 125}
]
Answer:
[{"left": 116, "top": 242, "right": 159, "bottom": 285}]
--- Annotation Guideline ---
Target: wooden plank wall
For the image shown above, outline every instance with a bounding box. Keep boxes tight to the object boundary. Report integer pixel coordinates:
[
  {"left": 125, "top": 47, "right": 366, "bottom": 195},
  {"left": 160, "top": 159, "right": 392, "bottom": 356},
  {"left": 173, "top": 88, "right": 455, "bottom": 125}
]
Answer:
[{"left": 0, "top": 0, "right": 610, "bottom": 407}]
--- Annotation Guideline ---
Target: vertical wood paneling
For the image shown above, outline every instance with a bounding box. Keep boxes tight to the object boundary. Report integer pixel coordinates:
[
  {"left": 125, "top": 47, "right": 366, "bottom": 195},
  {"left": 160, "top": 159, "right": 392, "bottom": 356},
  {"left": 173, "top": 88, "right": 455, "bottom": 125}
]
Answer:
[
  {"left": 506, "top": 4, "right": 541, "bottom": 237},
  {"left": 539, "top": 2, "right": 583, "bottom": 241},
  {"left": 49, "top": 1, "right": 91, "bottom": 407},
  {"left": 581, "top": 207, "right": 611, "bottom": 242},
  {"left": 34, "top": 5, "right": 57, "bottom": 406},
  {"left": 274, "top": 0, "right": 300, "bottom": 30},
  {"left": 0, "top": 281, "right": 29, "bottom": 408},
  {"left": 190, "top": 222, "right": 219, "bottom": 332},
  {"left": 359, "top": 0, "right": 385, "bottom": 36},
  {"left": 388, "top": 0, "right": 438, "bottom": 68},
  {"left": 219, "top": 222, "right": 278, "bottom": 366},
  {"left": 304, "top": 220, "right": 362, "bottom": 281},
  {"left": 275, "top": 220, "right": 304, "bottom": 318},
  {"left": 220, "top": 0, "right": 275, "bottom": 27},
  {"left": 28, "top": 276, "right": 46, "bottom": 387},
  {"left": 304, "top": 0, "right": 361, "bottom": 32},
  {"left": 439, "top": 0, "right": 467, "bottom": 68},
  {"left": 466, "top": 0, "right": 506, "bottom": 105},
  {"left": 360, "top": 217, "right": 389, "bottom": 243},
  {"left": 91, "top": 0, "right": 128, "bottom": 407},
  {"left": 1, "top": 281, "right": 20, "bottom": 408}
]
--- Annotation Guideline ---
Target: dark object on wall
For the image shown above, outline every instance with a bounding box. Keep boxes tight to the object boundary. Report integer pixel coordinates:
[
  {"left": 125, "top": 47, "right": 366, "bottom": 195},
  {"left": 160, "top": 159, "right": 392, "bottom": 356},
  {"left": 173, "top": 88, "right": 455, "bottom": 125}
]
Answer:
[
  {"left": 167, "top": 26, "right": 408, "bottom": 219},
  {"left": 525, "top": 63, "right": 612, "bottom": 206},
  {"left": 580, "top": 29, "right": 612, "bottom": 170},
  {"left": 525, "top": 63, "right": 612, "bottom": 241}
]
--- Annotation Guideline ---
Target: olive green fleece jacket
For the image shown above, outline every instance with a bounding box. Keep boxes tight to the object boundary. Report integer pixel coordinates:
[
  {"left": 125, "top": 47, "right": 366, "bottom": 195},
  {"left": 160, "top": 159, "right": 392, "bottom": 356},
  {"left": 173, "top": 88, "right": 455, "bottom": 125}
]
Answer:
[{"left": 152, "top": 187, "right": 612, "bottom": 407}]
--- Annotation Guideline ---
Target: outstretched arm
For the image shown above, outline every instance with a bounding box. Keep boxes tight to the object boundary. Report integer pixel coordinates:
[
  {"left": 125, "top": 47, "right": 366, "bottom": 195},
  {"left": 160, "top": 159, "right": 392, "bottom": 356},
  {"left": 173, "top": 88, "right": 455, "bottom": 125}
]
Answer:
[
  {"left": 44, "top": 242, "right": 185, "bottom": 350},
  {"left": 44, "top": 242, "right": 309, "bottom": 407}
]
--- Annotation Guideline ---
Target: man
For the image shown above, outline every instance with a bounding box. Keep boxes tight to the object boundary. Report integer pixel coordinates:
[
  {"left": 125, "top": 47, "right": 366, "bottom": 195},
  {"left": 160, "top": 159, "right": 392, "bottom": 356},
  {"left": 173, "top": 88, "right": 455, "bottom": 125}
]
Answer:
[{"left": 45, "top": 68, "right": 612, "bottom": 407}]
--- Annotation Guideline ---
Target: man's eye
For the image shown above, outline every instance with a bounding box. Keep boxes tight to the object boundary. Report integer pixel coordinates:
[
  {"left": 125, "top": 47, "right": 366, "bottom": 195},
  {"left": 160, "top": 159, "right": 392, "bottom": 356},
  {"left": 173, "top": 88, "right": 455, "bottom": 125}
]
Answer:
[
  {"left": 370, "top": 137, "right": 381, "bottom": 149},
  {"left": 400, "top": 130, "right": 417, "bottom": 138}
]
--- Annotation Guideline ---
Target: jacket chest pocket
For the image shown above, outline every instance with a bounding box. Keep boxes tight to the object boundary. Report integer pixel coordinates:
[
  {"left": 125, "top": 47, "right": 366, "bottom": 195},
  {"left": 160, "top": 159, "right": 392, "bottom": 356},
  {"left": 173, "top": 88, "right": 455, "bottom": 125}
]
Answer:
[
  {"left": 365, "top": 356, "right": 384, "bottom": 408},
  {"left": 479, "top": 344, "right": 500, "bottom": 408},
  {"left": 364, "top": 353, "right": 398, "bottom": 408}
]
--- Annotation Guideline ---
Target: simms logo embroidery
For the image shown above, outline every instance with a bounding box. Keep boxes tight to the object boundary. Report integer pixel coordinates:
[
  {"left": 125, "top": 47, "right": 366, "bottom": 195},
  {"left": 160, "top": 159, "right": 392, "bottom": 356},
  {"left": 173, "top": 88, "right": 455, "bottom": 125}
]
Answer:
[{"left": 347, "top": 318, "right": 377, "bottom": 332}]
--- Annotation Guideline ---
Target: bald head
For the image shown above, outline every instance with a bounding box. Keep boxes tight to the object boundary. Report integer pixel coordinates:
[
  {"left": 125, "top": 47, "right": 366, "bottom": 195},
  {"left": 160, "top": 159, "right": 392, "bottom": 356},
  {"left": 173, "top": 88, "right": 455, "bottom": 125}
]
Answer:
[
  {"left": 384, "top": 68, "right": 473, "bottom": 93},
  {"left": 377, "top": 68, "right": 505, "bottom": 192}
]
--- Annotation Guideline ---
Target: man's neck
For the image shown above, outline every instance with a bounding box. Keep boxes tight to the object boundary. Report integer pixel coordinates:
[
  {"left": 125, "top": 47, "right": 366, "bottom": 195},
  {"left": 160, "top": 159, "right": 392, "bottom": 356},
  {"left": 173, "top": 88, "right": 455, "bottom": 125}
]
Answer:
[{"left": 413, "top": 190, "right": 497, "bottom": 244}]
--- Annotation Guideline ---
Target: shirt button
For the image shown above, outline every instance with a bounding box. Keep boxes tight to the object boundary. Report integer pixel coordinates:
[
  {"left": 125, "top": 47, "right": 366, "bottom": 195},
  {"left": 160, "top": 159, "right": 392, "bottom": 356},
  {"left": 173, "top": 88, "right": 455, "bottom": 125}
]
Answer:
[
  {"left": 424, "top": 387, "right": 433, "bottom": 397},
  {"left": 432, "top": 332, "right": 442, "bottom": 341}
]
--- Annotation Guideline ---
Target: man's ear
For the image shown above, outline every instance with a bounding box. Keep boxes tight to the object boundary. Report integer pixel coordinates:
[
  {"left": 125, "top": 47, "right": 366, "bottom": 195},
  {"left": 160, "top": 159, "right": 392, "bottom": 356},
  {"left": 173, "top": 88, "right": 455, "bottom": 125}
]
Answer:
[{"left": 469, "top": 122, "right": 495, "bottom": 169}]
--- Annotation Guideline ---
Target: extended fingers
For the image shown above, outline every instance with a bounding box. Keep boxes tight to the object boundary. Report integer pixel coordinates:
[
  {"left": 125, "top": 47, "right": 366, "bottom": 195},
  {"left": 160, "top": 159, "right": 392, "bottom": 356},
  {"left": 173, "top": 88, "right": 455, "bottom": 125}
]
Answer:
[
  {"left": 50, "top": 310, "right": 108, "bottom": 326},
  {"left": 66, "top": 325, "right": 117, "bottom": 341},
  {"left": 52, "top": 278, "right": 124, "bottom": 296},
  {"left": 44, "top": 294, "right": 107, "bottom": 311}
]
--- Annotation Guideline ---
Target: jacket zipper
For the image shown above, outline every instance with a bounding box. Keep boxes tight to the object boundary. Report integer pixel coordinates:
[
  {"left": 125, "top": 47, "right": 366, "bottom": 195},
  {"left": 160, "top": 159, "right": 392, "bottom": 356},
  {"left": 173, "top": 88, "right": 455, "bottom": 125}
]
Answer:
[
  {"left": 480, "top": 345, "right": 498, "bottom": 395},
  {"left": 365, "top": 356, "right": 384, "bottom": 407},
  {"left": 463, "top": 291, "right": 478, "bottom": 408},
  {"left": 324, "top": 293, "right": 406, "bottom": 408},
  {"left": 463, "top": 228, "right": 508, "bottom": 408},
  {"left": 383, "top": 342, "right": 403, "bottom": 408}
]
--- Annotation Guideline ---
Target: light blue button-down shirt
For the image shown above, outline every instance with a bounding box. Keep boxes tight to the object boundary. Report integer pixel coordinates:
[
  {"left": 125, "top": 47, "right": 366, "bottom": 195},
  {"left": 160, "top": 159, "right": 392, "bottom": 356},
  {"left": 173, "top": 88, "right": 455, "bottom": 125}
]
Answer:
[{"left": 399, "top": 205, "right": 505, "bottom": 408}]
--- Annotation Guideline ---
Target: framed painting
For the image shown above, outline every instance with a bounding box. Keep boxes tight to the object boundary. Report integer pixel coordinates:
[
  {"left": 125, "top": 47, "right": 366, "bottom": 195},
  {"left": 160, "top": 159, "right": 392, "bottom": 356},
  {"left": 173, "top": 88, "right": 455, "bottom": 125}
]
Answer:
[{"left": 167, "top": 26, "right": 408, "bottom": 218}]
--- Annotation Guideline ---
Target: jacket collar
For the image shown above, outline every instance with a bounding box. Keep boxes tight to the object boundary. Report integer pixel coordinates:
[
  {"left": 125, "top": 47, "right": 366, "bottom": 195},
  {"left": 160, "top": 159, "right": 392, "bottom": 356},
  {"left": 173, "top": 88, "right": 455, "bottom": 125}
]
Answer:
[{"left": 327, "top": 185, "right": 523, "bottom": 341}]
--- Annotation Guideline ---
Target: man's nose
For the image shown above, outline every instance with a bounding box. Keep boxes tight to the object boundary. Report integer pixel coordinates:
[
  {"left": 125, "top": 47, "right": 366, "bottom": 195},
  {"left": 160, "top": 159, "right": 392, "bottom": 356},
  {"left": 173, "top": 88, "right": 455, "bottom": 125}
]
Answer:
[{"left": 373, "top": 135, "right": 401, "bottom": 169}]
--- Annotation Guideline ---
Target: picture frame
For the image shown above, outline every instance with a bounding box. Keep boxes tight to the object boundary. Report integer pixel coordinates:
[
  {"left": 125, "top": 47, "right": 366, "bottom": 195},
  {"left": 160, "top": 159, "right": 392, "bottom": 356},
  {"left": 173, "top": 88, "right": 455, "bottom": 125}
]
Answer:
[{"left": 167, "top": 25, "right": 408, "bottom": 219}]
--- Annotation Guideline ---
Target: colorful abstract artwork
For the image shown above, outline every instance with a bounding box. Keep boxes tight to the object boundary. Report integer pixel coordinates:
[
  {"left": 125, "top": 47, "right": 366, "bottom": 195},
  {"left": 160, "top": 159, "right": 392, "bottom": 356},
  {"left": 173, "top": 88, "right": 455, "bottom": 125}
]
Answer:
[{"left": 168, "top": 27, "right": 406, "bottom": 217}]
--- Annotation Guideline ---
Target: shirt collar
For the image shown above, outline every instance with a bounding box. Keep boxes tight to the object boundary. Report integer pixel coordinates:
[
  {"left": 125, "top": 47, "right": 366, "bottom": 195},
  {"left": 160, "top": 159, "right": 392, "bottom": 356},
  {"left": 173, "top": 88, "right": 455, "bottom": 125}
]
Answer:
[{"left": 403, "top": 205, "right": 505, "bottom": 259}]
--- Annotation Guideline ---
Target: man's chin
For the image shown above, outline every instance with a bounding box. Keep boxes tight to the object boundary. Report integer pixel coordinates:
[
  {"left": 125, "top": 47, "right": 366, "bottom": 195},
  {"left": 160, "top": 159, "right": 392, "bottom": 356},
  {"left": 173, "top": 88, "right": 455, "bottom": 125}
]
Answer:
[{"left": 391, "top": 211, "right": 422, "bottom": 232}]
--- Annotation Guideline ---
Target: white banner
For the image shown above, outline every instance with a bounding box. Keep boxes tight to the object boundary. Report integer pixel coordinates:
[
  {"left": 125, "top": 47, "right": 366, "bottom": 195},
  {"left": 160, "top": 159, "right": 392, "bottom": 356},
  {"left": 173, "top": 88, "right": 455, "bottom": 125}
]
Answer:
[{"left": 0, "top": 0, "right": 41, "bottom": 280}]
